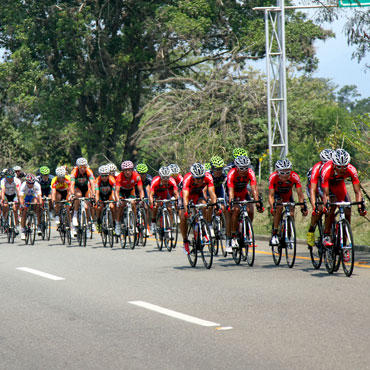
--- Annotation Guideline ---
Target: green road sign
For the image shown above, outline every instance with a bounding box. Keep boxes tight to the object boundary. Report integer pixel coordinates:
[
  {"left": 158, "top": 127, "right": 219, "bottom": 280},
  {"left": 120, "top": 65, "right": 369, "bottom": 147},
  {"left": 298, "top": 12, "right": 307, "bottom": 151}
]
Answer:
[{"left": 339, "top": 0, "right": 370, "bottom": 6}]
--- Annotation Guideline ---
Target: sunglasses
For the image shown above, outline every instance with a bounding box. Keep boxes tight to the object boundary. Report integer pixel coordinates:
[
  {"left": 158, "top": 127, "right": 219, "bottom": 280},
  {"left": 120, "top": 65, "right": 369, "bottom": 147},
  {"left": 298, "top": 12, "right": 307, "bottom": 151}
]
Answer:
[
  {"left": 161, "top": 176, "right": 170, "bottom": 180},
  {"left": 237, "top": 167, "right": 249, "bottom": 171},
  {"left": 79, "top": 166, "right": 87, "bottom": 169},
  {"left": 6, "top": 175, "right": 14, "bottom": 178},
  {"left": 278, "top": 171, "right": 291, "bottom": 176},
  {"left": 335, "top": 165, "right": 347, "bottom": 170},
  {"left": 101, "top": 174, "right": 109, "bottom": 177},
  {"left": 194, "top": 176, "right": 205, "bottom": 180}
]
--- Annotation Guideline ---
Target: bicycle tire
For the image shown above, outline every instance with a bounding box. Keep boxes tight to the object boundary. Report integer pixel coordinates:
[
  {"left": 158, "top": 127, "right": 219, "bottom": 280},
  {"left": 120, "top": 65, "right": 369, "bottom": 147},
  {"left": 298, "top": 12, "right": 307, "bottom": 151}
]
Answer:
[
  {"left": 46, "top": 210, "right": 51, "bottom": 241},
  {"left": 107, "top": 209, "right": 114, "bottom": 248},
  {"left": 232, "top": 239, "right": 242, "bottom": 265},
  {"left": 65, "top": 213, "right": 72, "bottom": 245},
  {"left": 172, "top": 213, "right": 179, "bottom": 249},
  {"left": 211, "top": 216, "right": 219, "bottom": 256},
  {"left": 41, "top": 211, "right": 46, "bottom": 240},
  {"left": 155, "top": 212, "right": 164, "bottom": 251},
  {"left": 163, "top": 211, "right": 172, "bottom": 252},
  {"left": 245, "top": 217, "right": 255, "bottom": 267},
  {"left": 8, "top": 211, "right": 15, "bottom": 244},
  {"left": 81, "top": 211, "right": 87, "bottom": 247},
  {"left": 341, "top": 219, "right": 355, "bottom": 277},
  {"left": 186, "top": 221, "right": 198, "bottom": 267},
  {"left": 285, "top": 216, "right": 297, "bottom": 268},
  {"left": 59, "top": 211, "right": 66, "bottom": 245},
  {"left": 219, "top": 213, "right": 227, "bottom": 257},
  {"left": 125, "top": 209, "right": 136, "bottom": 249},
  {"left": 239, "top": 217, "right": 248, "bottom": 262},
  {"left": 309, "top": 219, "right": 323, "bottom": 269},
  {"left": 101, "top": 209, "right": 108, "bottom": 247},
  {"left": 29, "top": 214, "right": 36, "bottom": 245},
  {"left": 200, "top": 220, "right": 213, "bottom": 269}
]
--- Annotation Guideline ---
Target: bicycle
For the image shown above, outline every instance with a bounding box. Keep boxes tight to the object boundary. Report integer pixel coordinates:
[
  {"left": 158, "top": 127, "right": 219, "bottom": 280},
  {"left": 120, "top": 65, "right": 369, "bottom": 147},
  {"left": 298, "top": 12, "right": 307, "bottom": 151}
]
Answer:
[
  {"left": 24, "top": 203, "right": 37, "bottom": 245},
  {"left": 170, "top": 200, "right": 179, "bottom": 249},
  {"left": 4, "top": 201, "right": 18, "bottom": 244},
  {"left": 135, "top": 198, "right": 148, "bottom": 247},
  {"left": 211, "top": 198, "right": 226, "bottom": 257},
  {"left": 231, "top": 199, "right": 259, "bottom": 266},
  {"left": 100, "top": 200, "right": 115, "bottom": 248},
  {"left": 55, "top": 200, "right": 72, "bottom": 245},
  {"left": 271, "top": 201, "right": 306, "bottom": 268},
  {"left": 186, "top": 202, "right": 214, "bottom": 269},
  {"left": 154, "top": 199, "right": 174, "bottom": 252},
  {"left": 72, "top": 197, "right": 92, "bottom": 247},
  {"left": 40, "top": 196, "right": 51, "bottom": 241},
  {"left": 324, "top": 200, "right": 364, "bottom": 277},
  {"left": 119, "top": 198, "right": 137, "bottom": 249}
]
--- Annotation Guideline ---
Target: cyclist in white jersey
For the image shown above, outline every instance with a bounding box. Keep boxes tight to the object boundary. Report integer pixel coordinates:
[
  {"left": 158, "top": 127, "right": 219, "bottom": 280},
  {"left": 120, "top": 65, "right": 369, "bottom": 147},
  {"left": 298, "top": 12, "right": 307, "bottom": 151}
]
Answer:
[
  {"left": 1, "top": 168, "right": 22, "bottom": 233},
  {"left": 19, "top": 174, "right": 42, "bottom": 239}
]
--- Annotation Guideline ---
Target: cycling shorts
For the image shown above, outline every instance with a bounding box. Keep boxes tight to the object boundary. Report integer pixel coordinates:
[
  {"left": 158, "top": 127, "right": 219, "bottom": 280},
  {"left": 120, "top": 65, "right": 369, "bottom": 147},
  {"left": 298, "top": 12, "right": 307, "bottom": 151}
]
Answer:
[
  {"left": 41, "top": 188, "right": 51, "bottom": 197},
  {"left": 57, "top": 189, "right": 68, "bottom": 201},
  {"left": 178, "top": 194, "right": 205, "bottom": 210},
  {"left": 76, "top": 184, "right": 90, "bottom": 197},
  {"left": 120, "top": 188, "right": 135, "bottom": 199},
  {"left": 24, "top": 194, "right": 36, "bottom": 206},
  {"left": 327, "top": 182, "right": 349, "bottom": 202},
  {"left": 4, "top": 194, "right": 17, "bottom": 203},
  {"left": 274, "top": 193, "right": 294, "bottom": 203}
]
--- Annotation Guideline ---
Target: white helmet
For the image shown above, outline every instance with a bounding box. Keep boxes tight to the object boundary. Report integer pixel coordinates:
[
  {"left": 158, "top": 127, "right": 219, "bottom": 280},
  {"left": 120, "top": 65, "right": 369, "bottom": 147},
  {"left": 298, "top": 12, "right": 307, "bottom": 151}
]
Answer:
[
  {"left": 190, "top": 163, "right": 206, "bottom": 179},
  {"left": 234, "top": 155, "right": 251, "bottom": 169},
  {"left": 55, "top": 167, "right": 66, "bottom": 177},
  {"left": 107, "top": 163, "right": 117, "bottom": 174},
  {"left": 158, "top": 166, "right": 171, "bottom": 179},
  {"left": 168, "top": 163, "right": 180, "bottom": 175},
  {"left": 98, "top": 165, "right": 110, "bottom": 175},
  {"left": 332, "top": 149, "right": 350, "bottom": 166},
  {"left": 320, "top": 149, "right": 334, "bottom": 163},
  {"left": 13, "top": 165, "right": 21, "bottom": 171},
  {"left": 275, "top": 159, "right": 292, "bottom": 171},
  {"left": 76, "top": 157, "right": 88, "bottom": 166}
]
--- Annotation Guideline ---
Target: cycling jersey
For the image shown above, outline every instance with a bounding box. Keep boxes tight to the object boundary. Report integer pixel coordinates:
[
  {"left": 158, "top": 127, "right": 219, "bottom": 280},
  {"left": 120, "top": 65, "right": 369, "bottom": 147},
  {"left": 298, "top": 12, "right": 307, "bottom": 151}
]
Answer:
[
  {"left": 135, "top": 174, "right": 152, "bottom": 198},
  {"left": 36, "top": 174, "right": 54, "bottom": 196},
  {"left": 116, "top": 171, "right": 143, "bottom": 190},
  {"left": 19, "top": 181, "right": 42, "bottom": 198},
  {"left": 1, "top": 177, "right": 21, "bottom": 196},
  {"left": 96, "top": 176, "right": 116, "bottom": 196},
  {"left": 150, "top": 176, "right": 178, "bottom": 200},
  {"left": 306, "top": 161, "right": 324, "bottom": 198},
  {"left": 181, "top": 172, "right": 214, "bottom": 197},
  {"left": 227, "top": 167, "right": 256, "bottom": 191},
  {"left": 51, "top": 175, "right": 71, "bottom": 192},
  {"left": 70, "top": 167, "right": 95, "bottom": 187},
  {"left": 269, "top": 171, "right": 302, "bottom": 201}
]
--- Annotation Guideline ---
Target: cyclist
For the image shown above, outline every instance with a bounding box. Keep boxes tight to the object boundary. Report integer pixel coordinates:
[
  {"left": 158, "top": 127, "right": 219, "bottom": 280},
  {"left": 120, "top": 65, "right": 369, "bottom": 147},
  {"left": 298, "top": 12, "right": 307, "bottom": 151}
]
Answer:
[
  {"left": 13, "top": 166, "right": 26, "bottom": 181},
  {"left": 180, "top": 163, "right": 217, "bottom": 255},
  {"left": 19, "top": 174, "right": 43, "bottom": 239},
  {"left": 51, "top": 167, "right": 72, "bottom": 226},
  {"left": 320, "top": 149, "right": 367, "bottom": 247},
  {"left": 306, "top": 149, "right": 334, "bottom": 248},
  {"left": 107, "top": 163, "right": 119, "bottom": 177},
  {"left": 224, "top": 147, "right": 248, "bottom": 175},
  {"left": 70, "top": 158, "right": 96, "bottom": 237},
  {"left": 226, "top": 155, "right": 264, "bottom": 252},
  {"left": 135, "top": 163, "right": 152, "bottom": 236},
  {"left": 149, "top": 166, "right": 179, "bottom": 234},
  {"left": 268, "top": 159, "right": 308, "bottom": 246},
  {"left": 115, "top": 160, "right": 144, "bottom": 236},
  {"left": 36, "top": 166, "right": 53, "bottom": 210},
  {"left": 1, "top": 168, "right": 21, "bottom": 234},
  {"left": 95, "top": 165, "right": 117, "bottom": 233},
  {"left": 169, "top": 163, "right": 183, "bottom": 189}
]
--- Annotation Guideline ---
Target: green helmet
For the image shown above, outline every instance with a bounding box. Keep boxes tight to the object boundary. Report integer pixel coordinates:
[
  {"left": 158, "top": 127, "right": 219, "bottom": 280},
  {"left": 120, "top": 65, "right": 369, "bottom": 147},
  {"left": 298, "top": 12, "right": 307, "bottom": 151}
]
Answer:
[
  {"left": 136, "top": 163, "right": 148, "bottom": 174},
  {"left": 210, "top": 156, "right": 225, "bottom": 169},
  {"left": 40, "top": 166, "right": 50, "bottom": 175},
  {"left": 204, "top": 162, "right": 211, "bottom": 171},
  {"left": 233, "top": 147, "right": 247, "bottom": 159}
]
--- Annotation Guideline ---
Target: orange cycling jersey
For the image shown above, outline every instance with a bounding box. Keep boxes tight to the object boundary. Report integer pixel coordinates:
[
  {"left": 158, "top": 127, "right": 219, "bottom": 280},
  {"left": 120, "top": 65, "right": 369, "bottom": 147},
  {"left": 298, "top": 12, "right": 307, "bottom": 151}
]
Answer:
[
  {"left": 70, "top": 167, "right": 95, "bottom": 187},
  {"left": 51, "top": 175, "right": 71, "bottom": 191}
]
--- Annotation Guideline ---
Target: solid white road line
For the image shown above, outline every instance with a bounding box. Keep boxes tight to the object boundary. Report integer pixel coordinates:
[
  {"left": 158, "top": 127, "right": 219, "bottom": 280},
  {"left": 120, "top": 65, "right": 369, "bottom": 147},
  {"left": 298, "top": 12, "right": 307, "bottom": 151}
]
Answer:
[
  {"left": 16, "top": 267, "right": 65, "bottom": 281},
  {"left": 129, "top": 300, "right": 221, "bottom": 327}
]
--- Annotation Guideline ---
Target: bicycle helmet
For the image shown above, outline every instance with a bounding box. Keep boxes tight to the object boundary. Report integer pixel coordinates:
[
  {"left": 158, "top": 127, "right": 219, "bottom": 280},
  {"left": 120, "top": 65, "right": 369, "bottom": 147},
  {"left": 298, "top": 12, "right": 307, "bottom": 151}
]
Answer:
[
  {"left": 233, "top": 147, "right": 248, "bottom": 159},
  {"left": 121, "top": 160, "right": 134, "bottom": 170},
  {"left": 332, "top": 149, "right": 350, "bottom": 166},
  {"left": 210, "top": 156, "right": 225, "bottom": 169},
  {"left": 55, "top": 167, "right": 66, "bottom": 177},
  {"left": 158, "top": 166, "right": 171, "bottom": 179},
  {"left": 5, "top": 168, "right": 15, "bottom": 177},
  {"left": 40, "top": 166, "right": 50, "bottom": 175},
  {"left": 13, "top": 165, "right": 21, "bottom": 171},
  {"left": 234, "top": 155, "right": 251, "bottom": 169},
  {"left": 26, "top": 174, "right": 36, "bottom": 184},
  {"left": 62, "top": 165, "right": 69, "bottom": 174},
  {"left": 320, "top": 149, "right": 334, "bottom": 163},
  {"left": 204, "top": 162, "right": 211, "bottom": 171},
  {"left": 275, "top": 159, "right": 292, "bottom": 171},
  {"left": 190, "top": 163, "right": 206, "bottom": 179},
  {"left": 107, "top": 163, "right": 117, "bottom": 174},
  {"left": 168, "top": 163, "right": 180, "bottom": 175},
  {"left": 76, "top": 157, "right": 88, "bottom": 166},
  {"left": 98, "top": 165, "right": 110, "bottom": 175},
  {"left": 136, "top": 163, "right": 148, "bottom": 174}
]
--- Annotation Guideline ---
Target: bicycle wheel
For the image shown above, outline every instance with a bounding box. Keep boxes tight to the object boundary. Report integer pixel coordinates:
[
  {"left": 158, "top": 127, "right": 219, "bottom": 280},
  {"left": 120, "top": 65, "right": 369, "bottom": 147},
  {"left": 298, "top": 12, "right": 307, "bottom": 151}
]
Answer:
[
  {"left": 81, "top": 211, "right": 87, "bottom": 247},
  {"left": 155, "top": 213, "right": 164, "bottom": 251},
  {"left": 107, "top": 209, "right": 114, "bottom": 248},
  {"left": 59, "top": 212, "right": 66, "bottom": 245},
  {"left": 285, "top": 216, "right": 297, "bottom": 268},
  {"left": 40, "top": 211, "right": 46, "bottom": 240},
  {"left": 232, "top": 239, "right": 242, "bottom": 265},
  {"left": 186, "top": 221, "right": 198, "bottom": 267},
  {"left": 211, "top": 216, "right": 219, "bottom": 256},
  {"left": 172, "top": 213, "right": 179, "bottom": 249},
  {"left": 245, "top": 217, "right": 255, "bottom": 267},
  {"left": 163, "top": 211, "right": 173, "bottom": 252},
  {"left": 341, "top": 219, "right": 355, "bottom": 277},
  {"left": 200, "top": 221, "right": 213, "bottom": 269},
  {"left": 101, "top": 210, "right": 108, "bottom": 247},
  {"left": 219, "top": 213, "right": 227, "bottom": 257},
  {"left": 125, "top": 209, "right": 136, "bottom": 249},
  {"left": 324, "top": 241, "right": 336, "bottom": 274},
  {"left": 272, "top": 225, "right": 282, "bottom": 265},
  {"left": 45, "top": 210, "right": 51, "bottom": 241},
  {"left": 29, "top": 214, "right": 36, "bottom": 245},
  {"left": 7, "top": 212, "right": 15, "bottom": 244},
  {"left": 65, "top": 214, "right": 72, "bottom": 245},
  {"left": 136, "top": 208, "right": 147, "bottom": 247},
  {"left": 309, "top": 219, "right": 323, "bottom": 269}
]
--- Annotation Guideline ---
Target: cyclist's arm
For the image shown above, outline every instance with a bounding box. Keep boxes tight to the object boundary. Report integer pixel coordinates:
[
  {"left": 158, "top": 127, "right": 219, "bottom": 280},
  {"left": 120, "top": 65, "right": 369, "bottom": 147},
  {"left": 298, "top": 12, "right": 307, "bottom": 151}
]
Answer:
[
  {"left": 208, "top": 185, "right": 217, "bottom": 205},
  {"left": 250, "top": 184, "right": 259, "bottom": 201},
  {"left": 353, "top": 182, "right": 363, "bottom": 203},
  {"left": 148, "top": 189, "right": 154, "bottom": 207},
  {"left": 137, "top": 184, "right": 144, "bottom": 200},
  {"left": 0, "top": 186, "right": 4, "bottom": 202},
  {"left": 228, "top": 186, "right": 234, "bottom": 204},
  {"left": 183, "top": 189, "right": 190, "bottom": 212},
  {"left": 310, "top": 182, "right": 317, "bottom": 209},
  {"left": 173, "top": 187, "right": 179, "bottom": 200},
  {"left": 51, "top": 188, "right": 57, "bottom": 203},
  {"left": 268, "top": 188, "right": 275, "bottom": 210}
]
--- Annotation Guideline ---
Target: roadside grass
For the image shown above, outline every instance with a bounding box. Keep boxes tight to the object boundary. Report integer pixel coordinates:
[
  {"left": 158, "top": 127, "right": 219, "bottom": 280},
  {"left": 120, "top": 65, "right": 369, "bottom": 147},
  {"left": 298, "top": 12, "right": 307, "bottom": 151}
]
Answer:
[{"left": 253, "top": 180, "right": 370, "bottom": 246}]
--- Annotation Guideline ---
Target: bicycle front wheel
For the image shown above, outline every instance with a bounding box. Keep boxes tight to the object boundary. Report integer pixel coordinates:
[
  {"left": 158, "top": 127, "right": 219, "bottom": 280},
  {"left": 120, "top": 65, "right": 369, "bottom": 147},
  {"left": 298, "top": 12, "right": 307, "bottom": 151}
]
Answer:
[
  {"left": 341, "top": 219, "right": 355, "bottom": 277},
  {"left": 186, "top": 221, "right": 198, "bottom": 267},
  {"left": 309, "top": 219, "right": 323, "bottom": 269},
  {"left": 200, "top": 221, "right": 213, "bottom": 269},
  {"left": 155, "top": 213, "right": 164, "bottom": 251},
  {"left": 285, "top": 217, "right": 297, "bottom": 268},
  {"left": 163, "top": 211, "right": 173, "bottom": 252},
  {"left": 101, "top": 211, "right": 108, "bottom": 247},
  {"left": 107, "top": 209, "right": 114, "bottom": 248},
  {"left": 125, "top": 209, "right": 136, "bottom": 249},
  {"left": 81, "top": 211, "right": 87, "bottom": 247},
  {"left": 245, "top": 217, "right": 255, "bottom": 267},
  {"left": 29, "top": 214, "right": 36, "bottom": 245},
  {"left": 211, "top": 216, "right": 219, "bottom": 256}
]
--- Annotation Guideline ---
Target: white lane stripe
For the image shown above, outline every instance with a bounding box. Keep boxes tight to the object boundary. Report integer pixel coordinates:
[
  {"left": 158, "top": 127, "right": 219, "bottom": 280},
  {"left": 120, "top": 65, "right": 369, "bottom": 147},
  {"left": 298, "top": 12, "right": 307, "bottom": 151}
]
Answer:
[
  {"left": 16, "top": 267, "right": 65, "bottom": 281},
  {"left": 129, "top": 300, "right": 220, "bottom": 327}
]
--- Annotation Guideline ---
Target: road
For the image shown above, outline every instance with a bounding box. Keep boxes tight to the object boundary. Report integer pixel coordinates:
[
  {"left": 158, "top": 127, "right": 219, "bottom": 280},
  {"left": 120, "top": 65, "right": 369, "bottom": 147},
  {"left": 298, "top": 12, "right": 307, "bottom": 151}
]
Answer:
[{"left": 1, "top": 228, "right": 370, "bottom": 370}]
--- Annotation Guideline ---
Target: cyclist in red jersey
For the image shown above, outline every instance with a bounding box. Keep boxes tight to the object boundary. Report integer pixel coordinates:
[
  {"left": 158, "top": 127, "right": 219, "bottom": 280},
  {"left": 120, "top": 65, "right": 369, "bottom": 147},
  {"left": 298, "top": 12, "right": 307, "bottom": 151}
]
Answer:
[
  {"left": 70, "top": 157, "right": 96, "bottom": 237},
  {"left": 268, "top": 159, "right": 308, "bottom": 246},
  {"left": 306, "top": 149, "right": 334, "bottom": 247},
  {"left": 226, "top": 156, "right": 264, "bottom": 252},
  {"left": 95, "top": 165, "right": 117, "bottom": 233},
  {"left": 168, "top": 164, "right": 183, "bottom": 188},
  {"left": 115, "top": 160, "right": 144, "bottom": 236},
  {"left": 320, "top": 149, "right": 367, "bottom": 247},
  {"left": 180, "top": 163, "right": 217, "bottom": 255},
  {"left": 149, "top": 166, "right": 179, "bottom": 234}
]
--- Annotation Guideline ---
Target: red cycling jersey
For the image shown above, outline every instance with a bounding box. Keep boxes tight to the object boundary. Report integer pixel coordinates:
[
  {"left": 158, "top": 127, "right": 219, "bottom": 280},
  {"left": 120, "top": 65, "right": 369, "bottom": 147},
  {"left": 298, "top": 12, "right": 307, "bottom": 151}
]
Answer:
[
  {"left": 320, "top": 161, "right": 359, "bottom": 201},
  {"left": 269, "top": 171, "right": 302, "bottom": 201},
  {"left": 172, "top": 174, "right": 183, "bottom": 186},
  {"left": 150, "top": 176, "right": 178, "bottom": 199},
  {"left": 227, "top": 167, "right": 257, "bottom": 191},
  {"left": 116, "top": 171, "right": 143, "bottom": 190},
  {"left": 181, "top": 172, "right": 214, "bottom": 198}
]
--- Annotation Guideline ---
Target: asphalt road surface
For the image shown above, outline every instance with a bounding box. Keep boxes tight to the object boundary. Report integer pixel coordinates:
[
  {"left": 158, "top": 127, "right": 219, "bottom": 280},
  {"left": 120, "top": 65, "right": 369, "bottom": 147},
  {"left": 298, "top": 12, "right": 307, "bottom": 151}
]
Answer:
[{"left": 1, "top": 227, "right": 370, "bottom": 370}]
